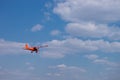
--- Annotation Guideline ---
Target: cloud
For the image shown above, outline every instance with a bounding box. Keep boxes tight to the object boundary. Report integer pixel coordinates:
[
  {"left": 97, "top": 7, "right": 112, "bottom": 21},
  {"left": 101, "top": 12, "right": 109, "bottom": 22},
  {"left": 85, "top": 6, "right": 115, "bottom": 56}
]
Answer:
[
  {"left": 93, "top": 58, "right": 117, "bottom": 67},
  {"left": 50, "top": 30, "right": 61, "bottom": 36},
  {"left": 0, "top": 69, "right": 42, "bottom": 80},
  {"left": 85, "top": 54, "right": 98, "bottom": 60},
  {"left": 42, "top": 38, "right": 120, "bottom": 58},
  {"left": 106, "top": 67, "right": 120, "bottom": 80},
  {"left": 65, "top": 22, "right": 120, "bottom": 40},
  {"left": 45, "top": 2, "right": 52, "bottom": 9},
  {"left": 47, "top": 64, "right": 86, "bottom": 80},
  {"left": 85, "top": 54, "right": 118, "bottom": 67},
  {"left": 44, "top": 12, "right": 51, "bottom": 21},
  {"left": 49, "top": 64, "right": 86, "bottom": 72},
  {"left": 53, "top": 0, "right": 120, "bottom": 40},
  {"left": 28, "top": 66, "right": 35, "bottom": 70},
  {"left": 42, "top": 49, "right": 65, "bottom": 58},
  {"left": 98, "top": 65, "right": 120, "bottom": 80},
  {"left": 44, "top": 2, "right": 52, "bottom": 21},
  {"left": 1, "top": 38, "right": 120, "bottom": 57},
  {"left": 31, "top": 24, "right": 43, "bottom": 32},
  {"left": 56, "top": 64, "right": 67, "bottom": 69},
  {"left": 47, "top": 64, "right": 120, "bottom": 80},
  {"left": 25, "top": 62, "right": 35, "bottom": 71},
  {"left": 54, "top": 0, "right": 120, "bottom": 23},
  {"left": 0, "top": 39, "right": 25, "bottom": 54},
  {"left": 0, "top": 64, "right": 86, "bottom": 80}
]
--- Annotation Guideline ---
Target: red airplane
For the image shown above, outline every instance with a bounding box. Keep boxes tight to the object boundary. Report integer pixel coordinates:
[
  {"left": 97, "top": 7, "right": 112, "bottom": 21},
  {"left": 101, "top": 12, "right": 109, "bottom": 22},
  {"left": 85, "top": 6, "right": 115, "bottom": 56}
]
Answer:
[{"left": 24, "top": 43, "right": 48, "bottom": 53}]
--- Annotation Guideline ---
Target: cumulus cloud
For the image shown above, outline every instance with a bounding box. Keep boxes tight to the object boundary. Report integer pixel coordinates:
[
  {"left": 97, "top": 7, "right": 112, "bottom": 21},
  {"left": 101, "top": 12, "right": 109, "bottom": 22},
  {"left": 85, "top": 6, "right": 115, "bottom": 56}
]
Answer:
[
  {"left": 105, "top": 67, "right": 120, "bottom": 80},
  {"left": 56, "top": 64, "right": 67, "bottom": 69},
  {"left": 93, "top": 59, "right": 117, "bottom": 67},
  {"left": 25, "top": 62, "right": 35, "bottom": 71},
  {"left": 85, "top": 54, "right": 98, "bottom": 60},
  {"left": 54, "top": 0, "right": 120, "bottom": 23},
  {"left": 66, "top": 22, "right": 108, "bottom": 38},
  {"left": 53, "top": 0, "right": 120, "bottom": 40},
  {"left": 31, "top": 24, "right": 43, "bottom": 32},
  {"left": 45, "top": 2, "right": 52, "bottom": 9},
  {"left": 47, "top": 64, "right": 86, "bottom": 80},
  {"left": 85, "top": 54, "right": 118, "bottom": 67},
  {"left": 50, "top": 30, "right": 61, "bottom": 36},
  {"left": 49, "top": 64, "right": 86, "bottom": 72},
  {"left": 65, "top": 22, "right": 120, "bottom": 40},
  {"left": 44, "top": 12, "right": 51, "bottom": 21},
  {"left": 0, "top": 69, "right": 42, "bottom": 80},
  {"left": 41, "top": 38, "right": 120, "bottom": 58},
  {"left": 28, "top": 66, "right": 35, "bottom": 70},
  {"left": 0, "top": 39, "right": 25, "bottom": 54}
]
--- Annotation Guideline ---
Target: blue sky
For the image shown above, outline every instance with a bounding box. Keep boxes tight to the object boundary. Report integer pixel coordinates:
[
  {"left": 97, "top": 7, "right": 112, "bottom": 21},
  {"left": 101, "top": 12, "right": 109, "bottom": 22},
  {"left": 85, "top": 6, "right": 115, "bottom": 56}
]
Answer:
[{"left": 0, "top": 0, "right": 120, "bottom": 80}]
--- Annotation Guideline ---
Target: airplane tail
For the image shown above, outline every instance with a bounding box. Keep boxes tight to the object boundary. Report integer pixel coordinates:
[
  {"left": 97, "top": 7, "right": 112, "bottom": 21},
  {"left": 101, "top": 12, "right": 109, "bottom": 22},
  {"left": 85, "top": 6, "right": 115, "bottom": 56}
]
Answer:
[{"left": 24, "top": 43, "right": 29, "bottom": 49}]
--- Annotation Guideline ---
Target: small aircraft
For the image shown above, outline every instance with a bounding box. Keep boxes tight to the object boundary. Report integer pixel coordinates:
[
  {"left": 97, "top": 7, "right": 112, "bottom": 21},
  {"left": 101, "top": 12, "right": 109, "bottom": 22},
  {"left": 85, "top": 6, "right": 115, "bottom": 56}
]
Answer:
[{"left": 24, "top": 43, "right": 48, "bottom": 53}]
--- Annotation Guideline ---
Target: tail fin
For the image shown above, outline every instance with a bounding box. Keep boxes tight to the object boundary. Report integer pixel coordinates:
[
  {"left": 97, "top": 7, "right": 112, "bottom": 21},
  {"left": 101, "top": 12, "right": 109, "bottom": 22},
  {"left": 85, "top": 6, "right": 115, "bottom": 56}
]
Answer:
[{"left": 25, "top": 43, "right": 29, "bottom": 49}]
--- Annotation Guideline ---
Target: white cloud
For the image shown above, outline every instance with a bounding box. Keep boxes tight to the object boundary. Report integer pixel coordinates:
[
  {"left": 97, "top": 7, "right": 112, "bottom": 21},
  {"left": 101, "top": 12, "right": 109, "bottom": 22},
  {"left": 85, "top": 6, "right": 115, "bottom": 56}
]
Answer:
[
  {"left": 31, "top": 24, "right": 43, "bottom": 32},
  {"left": 53, "top": 0, "right": 120, "bottom": 40},
  {"left": 46, "top": 73, "right": 61, "bottom": 77},
  {"left": 65, "top": 22, "right": 120, "bottom": 40},
  {"left": 44, "top": 12, "right": 51, "bottom": 21},
  {"left": 50, "top": 64, "right": 86, "bottom": 72},
  {"left": 50, "top": 30, "right": 61, "bottom": 36},
  {"left": 56, "top": 64, "right": 67, "bottom": 69},
  {"left": 45, "top": 2, "right": 52, "bottom": 9},
  {"left": 93, "top": 58, "right": 117, "bottom": 67},
  {"left": 25, "top": 62, "right": 35, "bottom": 71},
  {"left": 0, "top": 39, "right": 25, "bottom": 54},
  {"left": 1, "top": 38, "right": 120, "bottom": 57},
  {"left": 54, "top": 0, "right": 120, "bottom": 23},
  {"left": 47, "top": 64, "right": 86, "bottom": 80},
  {"left": 85, "top": 54, "right": 118, "bottom": 67},
  {"left": 28, "top": 66, "right": 35, "bottom": 70},
  {"left": 105, "top": 66, "right": 120, "bottom": 80},
  {"left": 42, "top": 38, "right": 120, "bottom": 58},
  {"left": 25, "top": 62, "right": 31, "bottom": 65},
  {"left": 85, "top": 54, "right": 98, "bottom": 60},
  {"left": 42, "top": 51, "right": 65, "bottom": 58},
  {"left": 0, "top": 69, "right": 42, "bottom": 80}
]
